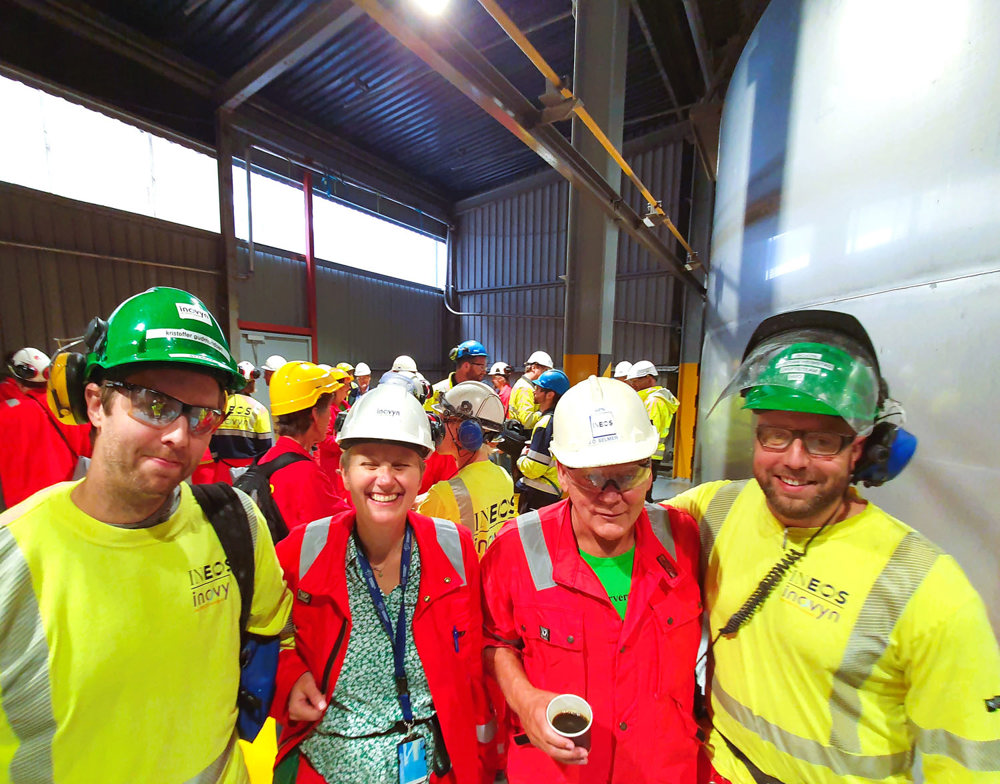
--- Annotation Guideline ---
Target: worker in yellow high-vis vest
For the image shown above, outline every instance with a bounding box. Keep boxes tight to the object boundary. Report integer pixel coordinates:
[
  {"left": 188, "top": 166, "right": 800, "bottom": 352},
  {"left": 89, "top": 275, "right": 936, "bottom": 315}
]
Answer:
[
  {"left": 627, "top": 360, "right": 679, "bottom": 501},
  {"left": 508, "top": 350, "right": 553, "bottom": 429},
  {"left": 418, "top": 381, "right": 515, "bottom": 559},
  {"left": 666, "top": 309, "right": 1000, "bottom": 784}
]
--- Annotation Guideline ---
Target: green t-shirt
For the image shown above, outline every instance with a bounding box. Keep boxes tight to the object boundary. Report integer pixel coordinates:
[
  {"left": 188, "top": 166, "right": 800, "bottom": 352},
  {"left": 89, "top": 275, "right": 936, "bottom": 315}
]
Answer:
[{"left": 580, "top": 546, "right": 635, "bottom": 620}]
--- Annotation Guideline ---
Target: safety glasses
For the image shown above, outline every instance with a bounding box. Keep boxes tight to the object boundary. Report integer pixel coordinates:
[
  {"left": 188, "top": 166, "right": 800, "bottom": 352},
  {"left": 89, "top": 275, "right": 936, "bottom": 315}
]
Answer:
[
  {"left": 755, "top": 425, "right": 855, "bottom": 457},
  {"left": 104, "top": 381, "right": 227, "bottom": 436},
  {"left": 564, "top": 459, "right": 653, "bottom": 494}
]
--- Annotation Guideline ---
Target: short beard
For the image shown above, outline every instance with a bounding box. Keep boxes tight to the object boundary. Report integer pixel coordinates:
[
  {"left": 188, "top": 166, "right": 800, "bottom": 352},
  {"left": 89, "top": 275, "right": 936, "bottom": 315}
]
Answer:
[{"left": 755, "top": 467, "right": 851, "bottom": 524}]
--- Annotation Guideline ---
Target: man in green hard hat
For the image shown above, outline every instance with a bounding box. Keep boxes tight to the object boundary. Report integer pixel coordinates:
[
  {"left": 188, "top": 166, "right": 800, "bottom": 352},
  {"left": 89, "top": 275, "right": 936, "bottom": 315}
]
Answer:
[
  {"left": 0, "top": 287, "right": 292, "bottom": 783},
  {"left": 667, "top": 310, "right": 1000, "bottom": 784}
]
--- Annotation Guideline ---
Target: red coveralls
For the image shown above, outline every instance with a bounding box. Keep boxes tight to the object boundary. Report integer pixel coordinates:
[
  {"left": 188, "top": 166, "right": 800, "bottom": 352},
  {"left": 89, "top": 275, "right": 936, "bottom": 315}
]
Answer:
[
  {"left": 272, "top": 510, "right": 496, "bottom": 783},
  {"left": 0, "top": 380, "right": 91, "bottom": 509},
  {"left": 481, "top": 499, "right": 703, "bottom": 784},
  {"left": 260, "top": 436, "right": 348, "bottom": 531}
]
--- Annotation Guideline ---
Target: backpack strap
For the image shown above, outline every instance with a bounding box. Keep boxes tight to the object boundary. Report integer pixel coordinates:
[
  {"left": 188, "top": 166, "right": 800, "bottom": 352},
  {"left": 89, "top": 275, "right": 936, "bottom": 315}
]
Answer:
[
  {"left": 254, "top": 451, "right": 310, "bottom": 477},
  {"left": 192, "top": 483, "right": 257, "bottom": 635}
]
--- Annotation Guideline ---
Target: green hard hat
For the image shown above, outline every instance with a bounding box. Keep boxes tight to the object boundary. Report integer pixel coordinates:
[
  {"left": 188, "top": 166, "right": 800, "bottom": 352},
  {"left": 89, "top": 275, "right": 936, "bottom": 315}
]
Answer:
[
  {"left": 85, "top": 287, "right": 243, "bottom": 392},
  {"left": 742, "top": 341, "right": 878, "bottom": 432}
]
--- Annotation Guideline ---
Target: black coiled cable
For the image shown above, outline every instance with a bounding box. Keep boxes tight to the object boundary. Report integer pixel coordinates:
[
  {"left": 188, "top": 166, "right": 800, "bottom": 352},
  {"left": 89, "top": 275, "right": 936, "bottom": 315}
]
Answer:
[{"left": 718, "top": 548, "right": 806, "bottom": 635}]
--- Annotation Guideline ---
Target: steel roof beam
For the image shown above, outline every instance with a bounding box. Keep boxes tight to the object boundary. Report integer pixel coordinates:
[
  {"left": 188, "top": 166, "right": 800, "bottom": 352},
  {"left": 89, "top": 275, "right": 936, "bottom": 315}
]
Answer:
[
  {"left": 352, "top": 0, "right": 705, "bottom": 295},
  {"left": 216, "top": 0, "right": 364, "bottom": 111}
]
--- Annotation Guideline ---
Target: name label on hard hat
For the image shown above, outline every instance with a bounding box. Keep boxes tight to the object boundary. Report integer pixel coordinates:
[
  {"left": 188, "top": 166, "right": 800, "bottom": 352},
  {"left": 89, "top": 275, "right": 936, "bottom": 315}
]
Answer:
[
  {"left": 377, "top": 407, "right": 401, "bottom": 417},
  {"left": 175, "top": 302, "right": 212, "bottom": 325},
  {"left": 589, "top": 408, "right": 619, "bottom": 443},
  {"left": 146, "top": 328, "right": 227, "bottom": 356}
]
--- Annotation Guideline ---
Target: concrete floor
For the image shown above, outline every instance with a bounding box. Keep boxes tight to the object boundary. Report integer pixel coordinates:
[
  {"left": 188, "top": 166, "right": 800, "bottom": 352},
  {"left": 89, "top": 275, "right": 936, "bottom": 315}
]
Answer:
[{"left": 650, "top": 474, "right": 694, "bottom": 503}]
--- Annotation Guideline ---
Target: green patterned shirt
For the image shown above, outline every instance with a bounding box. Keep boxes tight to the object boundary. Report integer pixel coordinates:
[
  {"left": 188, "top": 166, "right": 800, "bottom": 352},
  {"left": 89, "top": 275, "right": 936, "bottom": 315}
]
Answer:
[{"left": 300, "top": 534, "right": 437, "bottom": 783}]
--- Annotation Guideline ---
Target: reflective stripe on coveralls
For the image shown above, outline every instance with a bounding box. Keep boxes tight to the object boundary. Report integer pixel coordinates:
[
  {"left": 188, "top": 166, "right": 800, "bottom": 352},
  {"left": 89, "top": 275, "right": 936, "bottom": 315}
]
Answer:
[
  {"left": 516, "top": 504, "right": 676, "bottom": 591},
  {"left": 299, "top": 516, "right": 467, "bottom": 586}
]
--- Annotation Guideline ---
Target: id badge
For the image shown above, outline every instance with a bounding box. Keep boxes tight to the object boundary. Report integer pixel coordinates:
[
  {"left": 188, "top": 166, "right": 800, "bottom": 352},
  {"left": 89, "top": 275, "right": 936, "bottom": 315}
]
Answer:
[{"left": 398, "top": 735, "right": 429, "bottom": 784}]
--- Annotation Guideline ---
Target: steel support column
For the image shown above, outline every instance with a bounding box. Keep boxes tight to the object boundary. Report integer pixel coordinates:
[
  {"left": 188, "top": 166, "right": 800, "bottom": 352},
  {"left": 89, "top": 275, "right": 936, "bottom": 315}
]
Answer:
[
  {"left": 303, "top": 171, "right": 319, "bottom": 363},
  {"left": 563, "top": 0, "right": 629, "bottom": 383},
  {"left": 215, "top": 109, "right": 241, "bottom": 352}
]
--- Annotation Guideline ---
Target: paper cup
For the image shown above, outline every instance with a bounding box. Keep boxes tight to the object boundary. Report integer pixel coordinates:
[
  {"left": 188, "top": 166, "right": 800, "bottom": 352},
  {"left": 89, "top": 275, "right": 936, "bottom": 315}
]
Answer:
[{"left": 545, "top": 693, "right": 593, "bottom": 750}]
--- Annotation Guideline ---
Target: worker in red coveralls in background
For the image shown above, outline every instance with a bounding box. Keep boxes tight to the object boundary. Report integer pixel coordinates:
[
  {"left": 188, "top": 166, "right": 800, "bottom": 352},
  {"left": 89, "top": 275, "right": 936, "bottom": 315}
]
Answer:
[
  {"left": 316, "top": 366, "right": 353, "bottom": 503},
  {"left": 257, "top": 361, "right": 349, "bottom": 532},
  {"left": 0, "top": 347, "right": 91, "bottom": 510}
]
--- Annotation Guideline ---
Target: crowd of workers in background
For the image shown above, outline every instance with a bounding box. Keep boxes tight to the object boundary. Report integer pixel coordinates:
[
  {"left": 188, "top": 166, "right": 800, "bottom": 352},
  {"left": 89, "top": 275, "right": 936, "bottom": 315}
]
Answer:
[{"left": 0, "top": 287, "right": 996, "bottom": 784}]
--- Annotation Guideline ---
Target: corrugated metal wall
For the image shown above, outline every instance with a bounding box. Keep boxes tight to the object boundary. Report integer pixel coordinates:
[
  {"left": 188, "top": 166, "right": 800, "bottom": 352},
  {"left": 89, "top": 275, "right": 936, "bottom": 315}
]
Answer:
[
  {"left": 452, "top": 136, "right": 690, "bottom": 373},
  {"left": 0, "top": 182, "right": 221, "bottom": 354},
  {"left": 236, "top": 242, "right": 448, "bottom": 381}
]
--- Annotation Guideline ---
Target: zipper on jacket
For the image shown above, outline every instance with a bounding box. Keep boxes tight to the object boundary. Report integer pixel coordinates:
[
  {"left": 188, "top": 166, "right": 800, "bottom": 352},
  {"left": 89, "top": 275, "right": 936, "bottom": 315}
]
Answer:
[{"left": 320, "top": 620, "right": 348, "bottom": 693}]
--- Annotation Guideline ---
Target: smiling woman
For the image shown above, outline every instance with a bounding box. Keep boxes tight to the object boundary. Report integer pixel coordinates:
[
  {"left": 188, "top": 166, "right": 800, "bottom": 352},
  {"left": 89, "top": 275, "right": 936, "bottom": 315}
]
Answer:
[{"left": 269, "top": 382, "right": 496, "bottom": 784}]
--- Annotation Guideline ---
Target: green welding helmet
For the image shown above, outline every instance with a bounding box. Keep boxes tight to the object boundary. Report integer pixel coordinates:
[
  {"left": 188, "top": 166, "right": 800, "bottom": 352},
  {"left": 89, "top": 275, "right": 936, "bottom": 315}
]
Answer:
[
  {"left": 728, "top": 337, "right": 880, "bottom": 435},
  {"left": 84, "top": 287, "right": 244, "bottom": 392}
]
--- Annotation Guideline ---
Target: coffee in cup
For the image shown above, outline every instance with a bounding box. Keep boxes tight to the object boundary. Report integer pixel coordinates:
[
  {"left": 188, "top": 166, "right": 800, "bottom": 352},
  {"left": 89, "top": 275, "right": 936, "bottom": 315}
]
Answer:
[{"left": 546, "top": 694, "right": 593, "bottom": 750}]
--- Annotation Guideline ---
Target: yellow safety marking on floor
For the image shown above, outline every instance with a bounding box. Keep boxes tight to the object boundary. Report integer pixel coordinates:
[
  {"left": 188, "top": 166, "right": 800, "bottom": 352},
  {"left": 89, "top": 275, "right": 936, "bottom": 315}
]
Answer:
[
  {"left": 564, "top": 354, "right": 599, "bottom": 385},
  {"left": 674, "top": 362, "right": 699, "bottom": 479},
  {"left": 239, "top": 718, "right": 277, "bottom": 784}
]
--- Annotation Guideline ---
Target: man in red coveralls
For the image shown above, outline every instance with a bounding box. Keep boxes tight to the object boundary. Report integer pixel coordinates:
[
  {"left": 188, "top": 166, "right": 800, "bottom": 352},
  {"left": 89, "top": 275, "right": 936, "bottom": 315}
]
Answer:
[
  {"left": 481, "top": 376, "right": 702, "bottom": 783},
  {"left": 0, "top": 347, "right": 91, "bottom": 509}
]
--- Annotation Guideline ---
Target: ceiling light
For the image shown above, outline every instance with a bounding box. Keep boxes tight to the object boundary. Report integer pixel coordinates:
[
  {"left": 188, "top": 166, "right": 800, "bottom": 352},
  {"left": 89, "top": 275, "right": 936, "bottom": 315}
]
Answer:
[{"left": 413, "top": 0, "right": 448, "bottom": 15}]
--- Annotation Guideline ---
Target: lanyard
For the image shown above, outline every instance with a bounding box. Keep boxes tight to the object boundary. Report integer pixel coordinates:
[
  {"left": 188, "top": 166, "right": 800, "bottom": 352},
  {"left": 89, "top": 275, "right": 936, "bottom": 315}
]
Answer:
[{"left": 355, "top": 525, "right": 415, "bottom": 724}]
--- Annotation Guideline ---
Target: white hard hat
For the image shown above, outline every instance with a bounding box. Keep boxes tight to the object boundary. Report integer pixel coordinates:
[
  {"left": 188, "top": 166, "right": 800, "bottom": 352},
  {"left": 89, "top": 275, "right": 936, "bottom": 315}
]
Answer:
[
  {"left": 9, "top": 347, "right": 50, "bottom": 383},
  {"left": 391, "top": 354, "right": 418, "bottom": 374},
  {"left": 236, "top": 360, "right": 260, "bottom": 381},
  {"left": 489, "top": 361, "right": 510, "bottom": 375},
  {"left": 626, "top": 360, "right": 658, "bottom": 380},
  {"left": 354, "top": 362, "right": 371, "bottom": 376},
  {"left": 613, "top": 360, "right": 633, "bottom": 379},
  {"left": 436, "top": 381, "right": 505, "bottom": 431},
  {"left": 317, "top": 363, "right": 333, "bottom": 372},
  {"left": 525, "top": 350, "right": 554, "bottom": 368},
  {"left": 262, "top": 354, "right": 287, "bottom": 372},
  {"left": 337, "top": 382, "right": 433, "bottom": 457},
  {"left": 549, "top": 376, "right": 658, "bottom": 468}
]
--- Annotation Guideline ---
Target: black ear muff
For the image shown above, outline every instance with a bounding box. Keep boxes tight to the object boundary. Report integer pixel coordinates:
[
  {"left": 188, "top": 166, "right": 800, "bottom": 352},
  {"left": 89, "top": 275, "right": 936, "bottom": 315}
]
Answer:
[
  {"left": 427, "top": 413, "right": 446, "bottom": 445},
  {"left": 851, "top": 422, "right": 896, "bottom": 487},
  {"left": 84, "top": 317, "right": 108, "bottom": 354},
  {"left": 456, "top": 419, "right": 484, "bottom": 452}
]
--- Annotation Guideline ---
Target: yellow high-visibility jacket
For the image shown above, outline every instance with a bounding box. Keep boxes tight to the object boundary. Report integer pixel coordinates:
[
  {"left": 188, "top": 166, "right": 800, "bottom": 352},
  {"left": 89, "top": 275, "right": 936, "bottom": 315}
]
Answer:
[
  {"left": 0, "top": 481, "right": 292, "bottom": 783},
  {"left": 418, "top": 459, "right": 516, "bottom": 559},
  {"left": 667, "top": 479, "right": 1000, "bottom": 784},
  {"left": 507, "top": 377, "right": 538, "bottom": 429},
  {"left": 638, "top": 385, "right": 679, "bottom": 462}
]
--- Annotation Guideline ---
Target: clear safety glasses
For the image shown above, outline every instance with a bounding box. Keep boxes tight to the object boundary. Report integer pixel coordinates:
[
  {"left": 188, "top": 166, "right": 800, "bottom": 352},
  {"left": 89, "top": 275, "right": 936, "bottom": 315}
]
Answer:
[
  {"left": 564, "top": 459, "right": 653, "bottom": 494},
  {"left": 104, "top": 381, "right": 227, "bottom": 436},
  {"left": 755, "top": 425, "right": 855, "bottom": 457}
]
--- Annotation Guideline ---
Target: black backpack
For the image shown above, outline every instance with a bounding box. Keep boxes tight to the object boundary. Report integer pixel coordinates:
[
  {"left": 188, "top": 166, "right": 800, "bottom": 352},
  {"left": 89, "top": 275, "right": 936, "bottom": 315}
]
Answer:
[{"left": 233, "top": 452, "right": 310, "bottom": 543}]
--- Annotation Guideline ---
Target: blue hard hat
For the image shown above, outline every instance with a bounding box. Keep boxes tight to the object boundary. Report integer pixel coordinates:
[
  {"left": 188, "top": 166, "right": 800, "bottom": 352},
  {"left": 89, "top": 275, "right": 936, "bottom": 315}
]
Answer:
[
  {"left": 450, "top": 340, "right": 489, "bottom": 361},
  {"left": 532, "top": 369, "right": 570, "bottom": 396}
]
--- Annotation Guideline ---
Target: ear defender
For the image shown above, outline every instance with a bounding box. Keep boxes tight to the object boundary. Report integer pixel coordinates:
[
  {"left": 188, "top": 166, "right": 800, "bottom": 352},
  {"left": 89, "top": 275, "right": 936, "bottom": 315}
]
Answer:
[
  {"left": 426, "top": 413, "right": 446, "bottom": 445},
  {"left": 852, "top": 422, "right": 918, "bottom": 487},
  {"left": 46, "top": 351, "right": 90, "bottom": 425},
  {"left": 46, "top": 316, "right": 110, "bottom": 426},
  {"left": 456, "top": 419, "right": 485, "bottom": 452}
]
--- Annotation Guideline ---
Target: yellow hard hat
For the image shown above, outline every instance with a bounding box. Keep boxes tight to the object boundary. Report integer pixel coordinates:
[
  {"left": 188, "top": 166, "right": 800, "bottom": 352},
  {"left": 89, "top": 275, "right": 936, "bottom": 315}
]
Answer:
[
  {"left": 335, "top": 361, "right": 354, "bottom": 378},
  {"left": 270, "top": 361, "right": 340, "bottom": 416}
]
